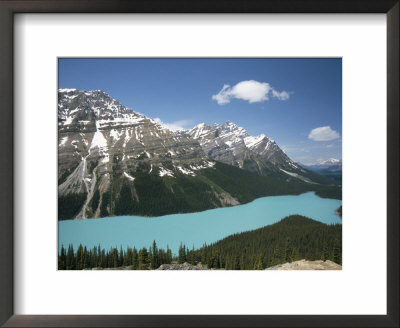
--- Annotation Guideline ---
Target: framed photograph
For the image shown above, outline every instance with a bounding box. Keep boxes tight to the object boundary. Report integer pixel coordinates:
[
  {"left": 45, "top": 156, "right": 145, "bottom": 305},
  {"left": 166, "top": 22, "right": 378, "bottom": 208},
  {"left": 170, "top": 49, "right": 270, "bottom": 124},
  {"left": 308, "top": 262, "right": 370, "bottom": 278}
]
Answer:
[
  {"left": 57, "top": 57, "right": 343, "bottom": 272},
  {"left": 0, "top": 1, "right": 398, "bottom": 327}
]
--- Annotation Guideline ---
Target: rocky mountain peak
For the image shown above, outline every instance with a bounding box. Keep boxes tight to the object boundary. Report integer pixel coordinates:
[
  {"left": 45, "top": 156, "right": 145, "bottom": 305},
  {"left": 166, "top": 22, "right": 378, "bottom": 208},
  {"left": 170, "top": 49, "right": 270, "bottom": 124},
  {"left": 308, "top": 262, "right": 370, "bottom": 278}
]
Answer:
[
  {"left": 58, "top": 88, "right": 141, "bottom": 123},
  {"left": 319, "top": 158, "right": 341, "bottom": 166},
  {"left": 187, "top": 119, "right": 300, "bottom": 176},
  {"left": 58, "top": 88, "right": 215, "bottom": 220},
  {"left": 221, "top": 120, "right": 236, "bottom": 128},
  {"left": 58, "top": 88, "right": 327, "bottom": 221}
]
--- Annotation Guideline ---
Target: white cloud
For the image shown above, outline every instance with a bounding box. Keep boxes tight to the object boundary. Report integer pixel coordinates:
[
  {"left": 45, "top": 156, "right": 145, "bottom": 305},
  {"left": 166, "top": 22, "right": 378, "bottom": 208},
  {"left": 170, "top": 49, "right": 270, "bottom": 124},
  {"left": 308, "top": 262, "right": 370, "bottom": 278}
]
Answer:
[
  {"left": 153, "top": 118, "right": 192, "bottom": 131},
  {"left": 211, "top": 84, "right": 232, "bottom": 105},
  {"left": 212, "top": 80, "right": 290, "bottom": 105},
  {"left": 308, "top": 126, "right": 340, "bottom": 141},
  {"left": 271, "top": 89, "right": 290, "bottom": 101},
  {"left": 230, "top": 80, "right": 271, "bottom": 103}
]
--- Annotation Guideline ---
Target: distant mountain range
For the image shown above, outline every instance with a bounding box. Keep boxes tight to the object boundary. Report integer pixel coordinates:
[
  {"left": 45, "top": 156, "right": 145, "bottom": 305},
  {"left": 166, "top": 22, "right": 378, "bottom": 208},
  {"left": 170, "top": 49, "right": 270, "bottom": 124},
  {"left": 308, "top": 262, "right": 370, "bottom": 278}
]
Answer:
[
  {"left": 302, "top": 159, "right": 342, "bottom": 182},
  {"left": 58, "top": 89, "right": 341, "bottom": 220}
]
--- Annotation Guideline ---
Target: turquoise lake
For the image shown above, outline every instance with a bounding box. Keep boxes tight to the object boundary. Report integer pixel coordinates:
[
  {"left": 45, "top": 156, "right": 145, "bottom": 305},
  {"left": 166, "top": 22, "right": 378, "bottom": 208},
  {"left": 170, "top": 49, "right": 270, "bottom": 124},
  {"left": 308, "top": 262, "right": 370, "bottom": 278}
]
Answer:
[{"left": 58, "top": 192, "right": 342, "bottom": 254}]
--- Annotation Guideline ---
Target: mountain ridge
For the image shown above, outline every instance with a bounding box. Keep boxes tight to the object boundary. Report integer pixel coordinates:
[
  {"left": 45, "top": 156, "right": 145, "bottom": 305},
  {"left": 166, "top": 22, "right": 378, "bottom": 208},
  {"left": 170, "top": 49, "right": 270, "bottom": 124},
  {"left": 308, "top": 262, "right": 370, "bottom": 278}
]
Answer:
[
  {"left": 58, "top": 88, "right": 341, "bottom": 220},
  {"left": 302, "top": 159, "right": 342, "bottom": 182},
  {"left": 184, "top": 120, "right": 335, "bottom": 185}
]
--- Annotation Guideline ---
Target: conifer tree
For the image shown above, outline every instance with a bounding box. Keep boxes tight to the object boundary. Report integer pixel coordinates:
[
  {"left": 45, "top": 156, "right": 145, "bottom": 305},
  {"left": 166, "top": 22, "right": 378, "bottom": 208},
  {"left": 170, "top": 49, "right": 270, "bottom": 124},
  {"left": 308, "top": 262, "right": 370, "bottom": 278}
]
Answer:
[
  {"left": 321, "top": 241, "right": 328, "bottom": 261},
  {"left": 166, "top": 246, "right": 172, "bottom": 264},
  {"left": 83, "top": 246, "right": 88, "bottom": 269},
  {"left": 76, "top": 245, "right": 84, "bottom": 270},
  {"left": 178, "top": 243, "right": 186, "bottom": 264},
  {"left": 66, "top": 244, "right": 75, "bottom": 270},
  {"left": 132, "top": 247, "right": 138, "bottom": 269},
  {"left": 254, "top": 254, "right": 264, "bottom": 270},
  {"left": 284, "top": 237, "right": 293, "bottom": 263},
  {"left": 272, "top": 246, "right": 280, "bottom": 265},
  {"left": 97, "top": 245, "right": 102, "bottom": 267},
  {"left": 119, "top": 246, "right": 124, "bottom": 267},
  {"left": 100, "top": 249, "right": 106, "bottom": 268},
  {"left": 59, "top": 245, "right": 66, "bottom": 270},
  {"left": 333, "top": 238, "right": 341, "bottom": 264},
  {"left": 150, "top": 240, "right": 159, "bottom": 269},
  {"left": 112, "top": 248, "right": 119, "bottom": 268},
  {"left": 225, "top": 255, "right": 231, "bottom": 269},
  {"left": 190, "top": 246, "right": 196, "bottom": 265},
  {"left": 138, "top": 247, "right": 149, "bottom": 270},
  {"left": 201, "top": 243, "right": 207, "bottom": 265}
]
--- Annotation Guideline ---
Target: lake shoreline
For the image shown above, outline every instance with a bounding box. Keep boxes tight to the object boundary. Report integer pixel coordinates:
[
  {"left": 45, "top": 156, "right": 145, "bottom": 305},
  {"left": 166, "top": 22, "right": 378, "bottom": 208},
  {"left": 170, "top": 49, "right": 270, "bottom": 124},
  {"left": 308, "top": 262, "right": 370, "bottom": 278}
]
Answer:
[
  {"left": 59, "top": 192, "right": 342, "bottom": 254},
  {"left": 62, "top": 191, "right": 338, "bottom": 222}
]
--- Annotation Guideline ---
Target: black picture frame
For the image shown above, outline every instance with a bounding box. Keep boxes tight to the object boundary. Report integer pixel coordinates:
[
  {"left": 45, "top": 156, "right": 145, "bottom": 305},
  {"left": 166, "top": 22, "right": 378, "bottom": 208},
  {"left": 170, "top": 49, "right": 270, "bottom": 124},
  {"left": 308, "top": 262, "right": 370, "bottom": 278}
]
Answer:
[{"left": 0, "top": 1, "right": 398, "bottom": 327}]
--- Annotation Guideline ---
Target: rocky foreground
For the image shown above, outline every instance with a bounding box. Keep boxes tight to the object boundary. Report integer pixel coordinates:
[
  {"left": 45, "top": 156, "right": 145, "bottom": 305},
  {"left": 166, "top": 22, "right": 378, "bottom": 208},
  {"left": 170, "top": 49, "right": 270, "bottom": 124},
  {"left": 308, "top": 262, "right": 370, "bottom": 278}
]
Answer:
[
  {"left": 157, "top": 259, "right": 341, "bottom": 270},
  {"left": 83, "top": 259, "right": 341, "bottom": 270},
  {"left": 156, "top": 262, "right": 210, "bottom": 270},
  {"left": 265, "top": 259, "right": 342, "bottom": 270}
]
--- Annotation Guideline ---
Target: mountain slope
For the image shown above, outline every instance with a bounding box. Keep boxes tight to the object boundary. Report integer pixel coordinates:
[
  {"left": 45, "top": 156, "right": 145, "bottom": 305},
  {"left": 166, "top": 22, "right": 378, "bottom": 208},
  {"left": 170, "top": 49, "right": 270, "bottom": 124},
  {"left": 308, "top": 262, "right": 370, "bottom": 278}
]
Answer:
[
  {"left": 186, "top": 121, "right": 335, "bottom": 185},
  {"left": 189, "top": 215, "right": 342, "bottom": 269},
  {"left": 58, "top": 89, "right": 341, "bottom": 220},
  {"left": 58, "top": 88, "right": 220, "bottom": 219}
]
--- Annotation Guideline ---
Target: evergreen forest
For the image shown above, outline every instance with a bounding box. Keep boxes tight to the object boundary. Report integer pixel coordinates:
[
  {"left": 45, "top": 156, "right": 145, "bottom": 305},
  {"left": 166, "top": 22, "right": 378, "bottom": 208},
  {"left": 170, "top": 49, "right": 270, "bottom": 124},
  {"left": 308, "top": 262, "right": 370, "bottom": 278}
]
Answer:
[
  {"left": 58, "top": 161, "right": 341, "bottom": 220},
  {"left": 58, "top": 215, "right": 342, "bottom": 270}
]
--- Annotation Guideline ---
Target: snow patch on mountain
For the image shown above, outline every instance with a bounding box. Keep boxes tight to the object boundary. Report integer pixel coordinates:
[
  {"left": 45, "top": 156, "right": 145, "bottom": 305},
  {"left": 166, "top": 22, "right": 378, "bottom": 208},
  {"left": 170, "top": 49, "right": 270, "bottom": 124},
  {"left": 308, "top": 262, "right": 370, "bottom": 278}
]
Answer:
[
  {"left": 101, "top": 154, "right": 110, "bottom": 164},
  {"left": 123, "top": 129, "right": 132, "bottom": 148},
  {"left": 191, "top": 123, "right": 210, "bottom": 139},
  {"left": 110, "top": 129, "right": 123, "bottom": 143},
  {"left": 177, "top": 166, "right": 196, "bottom": 176},
  {"left": 123, "top": 172, "right": 135, "bottom": 181},
  {"left": 190, "top": 161, "right": 215, "bottom": 170},
  {"left": 288, "top": 162, "right": 299, "bottom": 169},
  {"left": 59, "top": 136, "right": 68, "bottom": 147},
  {"left": 63, "top": 116, "right": 73, "bottom": 125},
  {"left": 97, "top": 116, "right": 145, "bottom": 127},
  {"left": 280, "top": 169, "right": 317, "bottom": 184},
  {"left": 90, "top": 130, "right": 108, "bottom": 150},
  {"left": 159, "top": 167, "right": 174, "bottom": 177},
  {"left": 244, "top": 134, "right": 266, "bottom": 149}
]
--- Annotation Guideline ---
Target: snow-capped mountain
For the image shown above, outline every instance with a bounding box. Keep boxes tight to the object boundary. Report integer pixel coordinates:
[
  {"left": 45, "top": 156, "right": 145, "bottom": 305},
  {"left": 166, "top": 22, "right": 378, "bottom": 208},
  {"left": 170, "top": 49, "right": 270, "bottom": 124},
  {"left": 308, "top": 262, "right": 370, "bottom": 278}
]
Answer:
[
  {"left": 305, "top": 158, "right": 342, "bottom": 171},
  {"left": 302, "top": 158, "right": 342, "bottom": 182},
  {"left": 186, "top": 121, "right": 308, "bottom": 179},
  {"left": 318, "top": 158, "right": 341, "bottom": 167},
  {"left": 58, "top": 89, "right": 338, "bottom": 221},
  {"left": 58, "top": 89, "right": 224, "bottom": 220},
  {"left": 58, "top": 88, "right": 206, "bottom": 172}
]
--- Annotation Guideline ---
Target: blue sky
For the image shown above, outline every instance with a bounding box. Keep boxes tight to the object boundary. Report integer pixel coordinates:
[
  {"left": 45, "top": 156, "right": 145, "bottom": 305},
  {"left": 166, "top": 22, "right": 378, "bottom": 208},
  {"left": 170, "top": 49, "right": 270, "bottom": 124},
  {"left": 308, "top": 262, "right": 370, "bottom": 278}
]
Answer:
[{"left": 59, "top": 58, "right": 341, "bottom": 165}]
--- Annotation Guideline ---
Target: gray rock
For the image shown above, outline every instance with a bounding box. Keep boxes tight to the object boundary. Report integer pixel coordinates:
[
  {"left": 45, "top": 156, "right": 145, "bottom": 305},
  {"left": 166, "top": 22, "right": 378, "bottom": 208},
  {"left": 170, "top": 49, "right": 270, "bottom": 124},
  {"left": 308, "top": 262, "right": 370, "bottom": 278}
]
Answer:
[
  {"left": 58, "top": 89, "right": 226, "bottom": 220},
  {"left": 186, "top": 121, "right": 309, "bottom": 180},
  {"left": 156, "top": 262, "right": 209, "bottom": 270},
  {"left": 265, "top": 259, "right": 342, "bottom": 270}
]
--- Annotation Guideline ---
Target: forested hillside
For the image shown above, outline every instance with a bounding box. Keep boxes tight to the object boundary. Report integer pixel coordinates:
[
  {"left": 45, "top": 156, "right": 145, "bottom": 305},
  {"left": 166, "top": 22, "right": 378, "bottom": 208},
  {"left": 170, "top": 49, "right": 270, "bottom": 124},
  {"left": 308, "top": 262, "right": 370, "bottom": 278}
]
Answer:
[
  {"left": 59, "top": 215, "right": 342, "bottom": 270},
  {"left": 189, "top": 215, "right": 342, "bottom": 269},
  {"left": 59, "top": 160, "right": 341, "bottom": 220}
]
